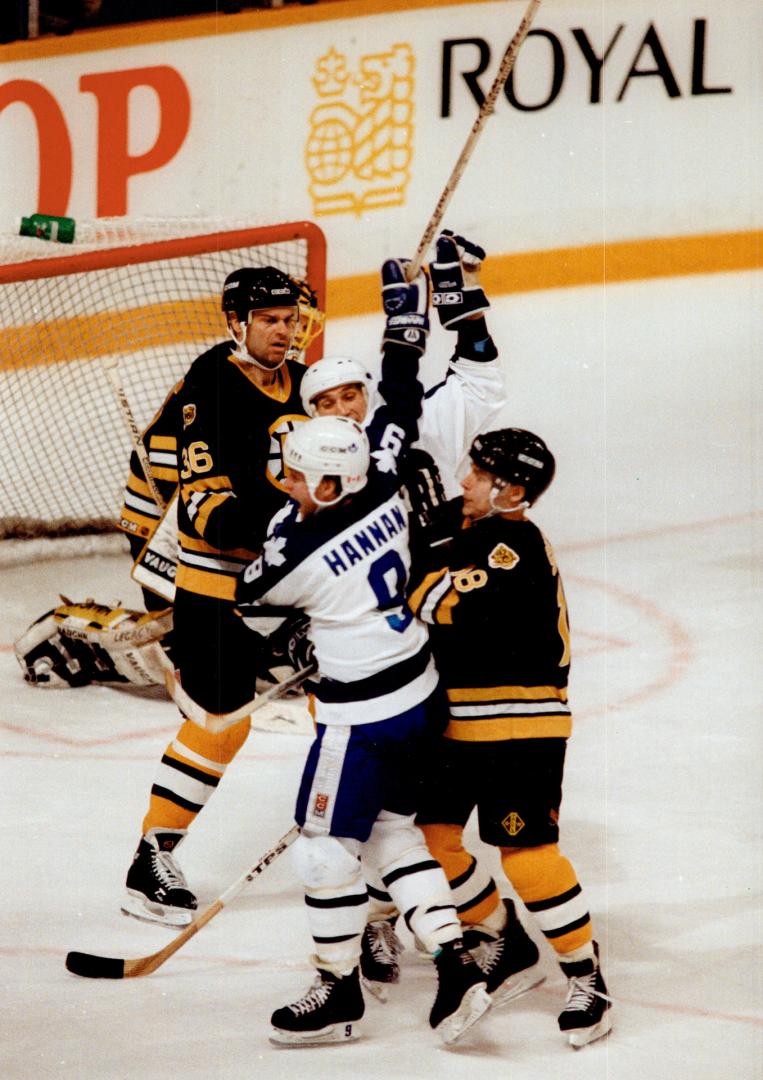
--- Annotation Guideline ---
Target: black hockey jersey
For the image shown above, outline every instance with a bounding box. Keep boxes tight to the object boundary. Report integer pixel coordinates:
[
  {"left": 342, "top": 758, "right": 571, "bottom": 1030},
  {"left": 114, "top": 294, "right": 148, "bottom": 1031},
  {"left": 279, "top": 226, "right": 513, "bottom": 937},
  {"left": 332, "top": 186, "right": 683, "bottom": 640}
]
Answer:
[
  {"left": 173, "top": 344, "right": 307, "bottom": 601},
  {"left": 119, "top": 341, "right": 307, "bottom": 602},
  {"left": 407, "top": 507, "right": 572, "bottom": 742}
]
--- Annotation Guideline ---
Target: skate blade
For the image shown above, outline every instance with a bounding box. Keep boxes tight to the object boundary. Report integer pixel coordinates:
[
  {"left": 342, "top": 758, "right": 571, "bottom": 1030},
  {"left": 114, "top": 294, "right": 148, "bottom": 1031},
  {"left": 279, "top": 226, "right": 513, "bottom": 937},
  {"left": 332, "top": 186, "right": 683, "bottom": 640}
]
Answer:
[
  {"left": 361, "top": 976, "right": 391, "bottom": 1002},
  {"left": 437, "top": 984, "right": 492, "bottom": 1046},
  {"left": 120, "top": 894, "right": 194, "bottom": 928},
  {"left": 568, "top": 1012, "right": 613, "bottom": 1050},
  {"left": 269, "top": 1022, "right": 361, "bottom": 1048},
  {"left": 491, "top": 968, "right": 546, "bottom": 1008}
]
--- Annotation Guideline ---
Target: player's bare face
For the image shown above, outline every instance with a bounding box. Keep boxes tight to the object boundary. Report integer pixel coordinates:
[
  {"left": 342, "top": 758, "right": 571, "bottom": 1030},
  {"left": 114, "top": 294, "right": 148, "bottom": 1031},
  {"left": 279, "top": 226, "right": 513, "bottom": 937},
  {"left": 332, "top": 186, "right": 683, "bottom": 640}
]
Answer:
[
  {"left": 462, "top": 464, "right": 526, "bottom": 519},
  {"left": 461, "top": 464, "right": 495, "bottom": 519},
  {"left": 283, "top": 469, "right": 317, "bottom": 515},
  {"left": 310, "top": 383, "right": 367, "bottom": 422},
  {"left": 246, "top": 307, "right": 298, "bottom": 367},
  {"left": 284, "top": 469, "right": 339, "bottom": 515}
]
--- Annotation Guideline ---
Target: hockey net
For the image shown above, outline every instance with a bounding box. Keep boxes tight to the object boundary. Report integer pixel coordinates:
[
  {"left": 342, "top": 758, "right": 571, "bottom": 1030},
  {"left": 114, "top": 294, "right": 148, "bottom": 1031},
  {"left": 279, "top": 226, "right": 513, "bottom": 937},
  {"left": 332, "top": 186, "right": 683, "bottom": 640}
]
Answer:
[{"left": 0, "top": 217, "right": 326, "bottom": 551}]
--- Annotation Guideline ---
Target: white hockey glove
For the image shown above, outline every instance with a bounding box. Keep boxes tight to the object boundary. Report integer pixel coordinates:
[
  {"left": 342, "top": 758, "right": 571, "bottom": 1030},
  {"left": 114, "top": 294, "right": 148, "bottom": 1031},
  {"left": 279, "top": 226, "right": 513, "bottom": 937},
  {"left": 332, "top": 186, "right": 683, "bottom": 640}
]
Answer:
[
  {"left": 381, "top": 258, "right": 430, "bottom": 355},
  {"left": 14, "top": 600, "right": 172, "bottom": 689},
  {"left": 430, "top": 230, "right": 490, "bottom": 329}
]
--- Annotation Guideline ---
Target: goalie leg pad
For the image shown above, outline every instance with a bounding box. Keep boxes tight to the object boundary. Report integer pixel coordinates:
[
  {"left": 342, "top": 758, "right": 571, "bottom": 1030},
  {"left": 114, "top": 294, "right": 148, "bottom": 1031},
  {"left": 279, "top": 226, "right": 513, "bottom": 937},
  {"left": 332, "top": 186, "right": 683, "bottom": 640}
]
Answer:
[
  {"left": 14, "top": 611, "right": 110, "bottom": 688},
  {"left": 14, "top": 601, "right": 173, "bottom": 689}
]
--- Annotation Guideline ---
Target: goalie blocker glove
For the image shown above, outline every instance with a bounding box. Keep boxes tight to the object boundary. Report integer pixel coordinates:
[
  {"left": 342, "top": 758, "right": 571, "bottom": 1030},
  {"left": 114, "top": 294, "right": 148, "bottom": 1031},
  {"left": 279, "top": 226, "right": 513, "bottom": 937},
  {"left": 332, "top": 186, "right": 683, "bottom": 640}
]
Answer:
[
  {"left": 431, "top": 230, "right": 490, "bottom": 329},
  {"left": 381, "top": 258, "right": 430, "bottom": 355}
]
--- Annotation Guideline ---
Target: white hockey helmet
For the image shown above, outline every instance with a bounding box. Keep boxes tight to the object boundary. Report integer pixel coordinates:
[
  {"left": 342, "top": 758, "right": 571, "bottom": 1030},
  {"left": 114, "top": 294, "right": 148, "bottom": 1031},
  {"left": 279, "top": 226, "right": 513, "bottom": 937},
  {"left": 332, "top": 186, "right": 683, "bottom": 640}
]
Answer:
[
  {"left": 300, "top": 355, "right": 373, "bottom": 417},
  {"left": 284, "top": 415, "right": 370, "bottom": 507}
]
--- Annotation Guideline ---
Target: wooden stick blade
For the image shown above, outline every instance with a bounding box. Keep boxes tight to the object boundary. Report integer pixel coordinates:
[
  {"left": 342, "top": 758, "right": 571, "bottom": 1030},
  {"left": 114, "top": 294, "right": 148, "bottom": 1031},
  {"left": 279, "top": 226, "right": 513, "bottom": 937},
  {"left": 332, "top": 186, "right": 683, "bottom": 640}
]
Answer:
[{"left": 63, "top": 830, "right": 296, "bottom": 981}]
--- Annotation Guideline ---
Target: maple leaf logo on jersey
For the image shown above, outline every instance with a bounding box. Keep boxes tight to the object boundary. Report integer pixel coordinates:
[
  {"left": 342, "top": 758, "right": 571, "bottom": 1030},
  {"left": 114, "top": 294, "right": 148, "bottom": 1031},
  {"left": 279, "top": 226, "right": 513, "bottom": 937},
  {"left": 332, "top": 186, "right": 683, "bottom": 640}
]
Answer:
[
  {"left": 488, "top": 543, "right": 520, "bottom": 570},
  {"left": 263, "top": 535, "right": 287, "bottom": 566},
  {"left": 371, "top": 446, "right": 397, "bottom": 474}
]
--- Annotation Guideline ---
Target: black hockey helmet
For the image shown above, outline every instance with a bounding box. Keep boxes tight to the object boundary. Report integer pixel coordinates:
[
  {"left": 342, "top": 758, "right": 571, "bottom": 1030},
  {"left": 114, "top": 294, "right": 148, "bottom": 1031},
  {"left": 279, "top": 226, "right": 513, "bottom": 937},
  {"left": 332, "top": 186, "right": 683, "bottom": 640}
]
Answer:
[
  {"left": 221, "top": 266, "right": 301, "bottom": 322},
  {"left": 469, "top": 428, "right": 556, "bottom": 504}
]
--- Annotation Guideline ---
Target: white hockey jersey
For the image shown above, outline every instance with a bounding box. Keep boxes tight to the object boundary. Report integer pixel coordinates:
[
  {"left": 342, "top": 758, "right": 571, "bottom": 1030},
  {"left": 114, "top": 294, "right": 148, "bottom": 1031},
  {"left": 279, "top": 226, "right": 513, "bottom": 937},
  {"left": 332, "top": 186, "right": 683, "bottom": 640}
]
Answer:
[
  {"left": 237, "top": 476, "right": 438, "bottom": 727},
  {"left": 418, "top": 357, "right": 505, "bottom": 496}
]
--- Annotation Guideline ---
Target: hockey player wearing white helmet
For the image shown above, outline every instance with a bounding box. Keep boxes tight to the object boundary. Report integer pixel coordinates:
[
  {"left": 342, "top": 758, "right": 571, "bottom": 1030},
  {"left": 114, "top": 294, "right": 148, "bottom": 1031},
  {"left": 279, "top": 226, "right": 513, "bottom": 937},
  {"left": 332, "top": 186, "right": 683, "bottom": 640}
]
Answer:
[
  {"left": 301, "top": 231, "right": 506, "bottom": 499},
  {"left": 236, "top": 265, "right": 491, "bottom": 1046},
  {"left": 300, "top": 354, "right": 373, "bottom": 423}
]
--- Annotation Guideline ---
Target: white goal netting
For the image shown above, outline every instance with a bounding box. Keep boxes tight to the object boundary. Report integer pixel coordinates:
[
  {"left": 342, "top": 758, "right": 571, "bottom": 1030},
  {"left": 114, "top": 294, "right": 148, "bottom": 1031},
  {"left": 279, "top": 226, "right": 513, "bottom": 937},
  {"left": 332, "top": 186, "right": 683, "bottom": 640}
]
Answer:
[{"left": 0, "top": 217, "right": 326, "bottom": 543}]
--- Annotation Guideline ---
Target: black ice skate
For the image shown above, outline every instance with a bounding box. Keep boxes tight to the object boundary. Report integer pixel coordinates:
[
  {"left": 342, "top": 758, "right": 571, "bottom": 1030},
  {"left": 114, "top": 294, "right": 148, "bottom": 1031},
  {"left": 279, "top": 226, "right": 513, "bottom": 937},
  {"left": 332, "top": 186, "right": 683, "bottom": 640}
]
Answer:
[
  {"left": 463, "top": 899, "right": 545, "bottom": 1007},
  {"left": 360, "top": 916, "right": 404, "bottom": 1001},
  {"left": 429, "top": 939, "right": 491, "bottom": 1045},
  {"left": 121, "top": 829, "right": 197, "bottom": 928},
  {"left": 558, "top": 941, "right": 613, "bottom": 1048},
  {"left": 270, "top": 967, "right": 365, "bottom": 1047}
]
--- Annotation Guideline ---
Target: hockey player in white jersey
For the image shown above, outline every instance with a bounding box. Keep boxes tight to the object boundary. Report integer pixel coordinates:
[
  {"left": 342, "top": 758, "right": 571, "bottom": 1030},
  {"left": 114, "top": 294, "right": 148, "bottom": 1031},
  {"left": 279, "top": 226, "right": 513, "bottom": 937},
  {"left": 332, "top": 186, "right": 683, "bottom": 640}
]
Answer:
[
  {"left": 236, "top": 261, "right": 491, "bottom": 1047},
  {"left": 298, "top": 231, "right": 508, "bottom": 991},
  {"left": 300, "top": 230, "right": 505, "bottom": 498}
]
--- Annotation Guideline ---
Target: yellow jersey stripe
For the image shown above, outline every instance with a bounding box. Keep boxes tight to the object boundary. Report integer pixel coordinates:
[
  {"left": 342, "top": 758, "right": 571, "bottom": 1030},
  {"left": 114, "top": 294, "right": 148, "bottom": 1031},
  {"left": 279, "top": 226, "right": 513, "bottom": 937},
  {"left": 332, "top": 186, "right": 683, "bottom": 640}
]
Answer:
[
  {"left": 445, "top": 716, "right": 572, "bottom": 741},
  {"left": 408, "top": 568, "right": 448, "bottom": 617},
  {"left": 178, "top": 529, "right": 256, "bottom": 560},
  {"left": 175, "top": 564, "right": 237, "bottom": 601},
  {"left": 149, "top": 434, "right": 176, "bottom": 450},
  {"left": 448, "top": 685, "right": 569, "bottom": 703}
]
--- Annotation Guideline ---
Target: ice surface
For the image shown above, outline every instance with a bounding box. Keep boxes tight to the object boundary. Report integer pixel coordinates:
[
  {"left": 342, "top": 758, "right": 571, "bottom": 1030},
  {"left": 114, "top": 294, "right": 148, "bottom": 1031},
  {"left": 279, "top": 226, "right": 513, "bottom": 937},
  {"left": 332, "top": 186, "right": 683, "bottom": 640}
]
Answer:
[{"left": 1, "top": 273, "right": 761, "bottom": 1079}]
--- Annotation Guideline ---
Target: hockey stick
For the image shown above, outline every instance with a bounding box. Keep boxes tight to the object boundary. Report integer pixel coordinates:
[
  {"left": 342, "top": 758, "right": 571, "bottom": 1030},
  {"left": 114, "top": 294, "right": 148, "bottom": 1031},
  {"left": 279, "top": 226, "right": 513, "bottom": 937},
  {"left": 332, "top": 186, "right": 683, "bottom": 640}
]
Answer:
[
  {"left": 102, "top": 355, "right": 166, "bottom": 511},
  {"left": 65, "top": 824, "right": 299, "bottom": 979},
  {"left": 163, "top": 660, "right": 318, "bottom": 733},
  {"left": 406, "top": 0, "right": 542, "bottom": 280}
]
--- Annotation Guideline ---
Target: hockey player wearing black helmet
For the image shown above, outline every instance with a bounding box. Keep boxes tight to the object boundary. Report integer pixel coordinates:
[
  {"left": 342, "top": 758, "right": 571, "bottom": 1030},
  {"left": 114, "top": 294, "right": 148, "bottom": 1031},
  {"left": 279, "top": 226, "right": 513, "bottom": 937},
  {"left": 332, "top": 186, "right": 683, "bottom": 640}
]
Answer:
[
  {"left": 463, "top": 427, "right": 556, "bottom": 517},
  {"left": 221, "top": 266, "right": 302, "bottom": 374},
  {"left": 409, "top": 427, "right": 613, "bottom": 1051},
  {"left": 14, "top": 263, "right": 319, "bottom": 933},
  {"left": 116, "top": 265, "right": 311, "bottom": 928}
]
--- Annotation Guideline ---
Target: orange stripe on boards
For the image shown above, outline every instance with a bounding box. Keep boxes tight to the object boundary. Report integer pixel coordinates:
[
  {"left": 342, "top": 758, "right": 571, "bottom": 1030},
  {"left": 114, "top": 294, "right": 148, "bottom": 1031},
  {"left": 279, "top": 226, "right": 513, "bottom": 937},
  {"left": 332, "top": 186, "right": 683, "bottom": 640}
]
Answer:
[
  {"left": 0, "top": 297, "right": 221, "bottom": 371},
  {"left": 327, "top": 230, "right": 763, "bottom": 319},
  {"left": 3, "top": 231, "right": 759, "bottom": 370}
]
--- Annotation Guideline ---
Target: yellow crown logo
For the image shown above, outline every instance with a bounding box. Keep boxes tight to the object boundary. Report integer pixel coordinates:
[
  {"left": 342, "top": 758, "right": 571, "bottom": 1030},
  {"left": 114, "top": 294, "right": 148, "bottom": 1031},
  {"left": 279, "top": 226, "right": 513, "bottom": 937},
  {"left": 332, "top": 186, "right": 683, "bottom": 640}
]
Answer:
[{"left": 305, "top": 43, "right": 415, "bottom": 217}]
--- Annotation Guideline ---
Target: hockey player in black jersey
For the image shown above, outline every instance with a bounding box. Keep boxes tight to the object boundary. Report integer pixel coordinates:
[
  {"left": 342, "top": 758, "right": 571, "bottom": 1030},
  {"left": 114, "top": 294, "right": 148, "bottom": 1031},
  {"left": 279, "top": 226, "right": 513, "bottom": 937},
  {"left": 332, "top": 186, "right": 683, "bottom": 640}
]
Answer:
[
  {"left": 407, "top": 427, "right": 612, "bottom": 1049},
  {"left": 117, "top": 266, "right": 313, "bottom": 926}
]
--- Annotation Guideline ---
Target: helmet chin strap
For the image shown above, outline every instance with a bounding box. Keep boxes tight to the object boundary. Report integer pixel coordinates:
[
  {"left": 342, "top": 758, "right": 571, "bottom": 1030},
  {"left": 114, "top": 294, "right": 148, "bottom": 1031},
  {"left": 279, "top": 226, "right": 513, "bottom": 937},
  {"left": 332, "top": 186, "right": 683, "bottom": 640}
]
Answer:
[
  {"left": 482, "top": 480, "right": 528, "bottom": 519},
  {"left": 227, "top": 314, "right": 288, "bottom": 372}
]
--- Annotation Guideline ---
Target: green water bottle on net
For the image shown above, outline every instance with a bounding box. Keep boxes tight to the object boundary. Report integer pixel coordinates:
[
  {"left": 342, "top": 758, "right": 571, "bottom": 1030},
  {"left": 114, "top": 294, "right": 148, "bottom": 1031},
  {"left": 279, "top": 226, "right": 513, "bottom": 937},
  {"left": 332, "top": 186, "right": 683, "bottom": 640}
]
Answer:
[{"left": 19, "top": 213, "right": 76, "bottom": 243}]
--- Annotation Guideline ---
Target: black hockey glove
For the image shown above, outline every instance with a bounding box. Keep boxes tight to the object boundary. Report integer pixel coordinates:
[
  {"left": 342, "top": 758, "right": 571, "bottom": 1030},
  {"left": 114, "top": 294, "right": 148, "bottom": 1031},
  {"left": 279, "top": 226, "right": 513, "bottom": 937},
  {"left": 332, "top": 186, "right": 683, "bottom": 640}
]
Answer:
[
  {"left": 431, "top": 230, "right": 490, "bottom": 329},
  {"left": 265, "top": 612, "right": 315, "bottom": 674},
  {"left": 381, "top": 258, "right": 430, "bottom": 355},
  {"left": 400, "top": 448, "right": 448, "bottom": 532},
  {"left": 284, "top": 614, "right": 315, "bottom": 672},
  {"left": 408, "top": 498, "right": 464, "bottom": 566}
]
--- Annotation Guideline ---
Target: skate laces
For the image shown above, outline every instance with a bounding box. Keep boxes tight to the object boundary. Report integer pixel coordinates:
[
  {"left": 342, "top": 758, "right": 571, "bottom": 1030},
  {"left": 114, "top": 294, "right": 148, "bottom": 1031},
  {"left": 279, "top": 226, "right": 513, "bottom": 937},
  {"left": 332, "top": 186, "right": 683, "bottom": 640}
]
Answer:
[
  {"left": 471, "top": 934, "right": 503, "bottom": 973},
  {"left": 151, "top": 849, "right": 190, "bottom": 892},
  {"left": 565, "top": 970, "right": 612, "bottom": 1011},
  {"left": 368, "top": 921, "right": 402, "bottom": 965},
  {"left": 289, "top": 974, "right": 333, "bottom": 1016}
]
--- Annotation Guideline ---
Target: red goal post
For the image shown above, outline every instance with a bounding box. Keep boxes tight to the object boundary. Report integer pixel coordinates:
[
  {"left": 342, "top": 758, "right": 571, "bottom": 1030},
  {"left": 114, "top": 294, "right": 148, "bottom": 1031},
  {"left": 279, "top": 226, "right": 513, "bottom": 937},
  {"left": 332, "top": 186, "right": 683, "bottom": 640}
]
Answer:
[{"left": 0, "top": 219, "right": 326, "bottom": 545}]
